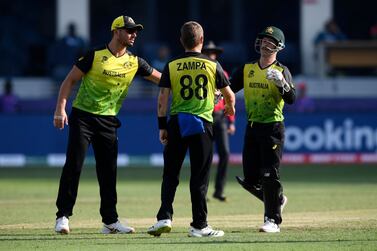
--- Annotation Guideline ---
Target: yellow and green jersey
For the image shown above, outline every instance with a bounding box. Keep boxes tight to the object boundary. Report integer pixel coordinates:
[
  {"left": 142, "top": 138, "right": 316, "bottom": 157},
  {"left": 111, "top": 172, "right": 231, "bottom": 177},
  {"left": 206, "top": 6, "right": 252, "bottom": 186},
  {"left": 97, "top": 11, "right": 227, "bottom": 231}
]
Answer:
[
  {"left": 73, "top": 45, "right": 153, "bottom": 115},
  {"left": 230, "top": 60, "right": 295, "bottom": 123},
  {"left": 159, "top": 52, "right": 229, "bottom": 122}
]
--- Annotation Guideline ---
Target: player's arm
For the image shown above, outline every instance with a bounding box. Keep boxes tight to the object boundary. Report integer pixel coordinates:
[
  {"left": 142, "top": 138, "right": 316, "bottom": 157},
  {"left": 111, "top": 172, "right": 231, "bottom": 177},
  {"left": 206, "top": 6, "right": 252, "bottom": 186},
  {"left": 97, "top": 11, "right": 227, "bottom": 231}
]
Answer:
[
  {"left": 144, "top": 68, "right": 161, "bottom": 84},
  {"left": 137, "top": 57, "right": 161, "bottom": 85},
  {"left": 281, "top": 68, "right": 296, "bottom": 104},
  {"left": 216, "top": 62, "right": 235, "bottom": 116},
  {"left": 229, "top": 66, "right": 244, "bottom": 93},
  {"left": 266, "top": 66, "right": 296, "bottom": 104},
  {"left": 157, "top": 64, "right": 171, "bottom": 145},
  {"left": 220, "top": 86, "right": 235, "bottom": 116},
  {"left": 53, "top": 66, "right": 84, "bottom": 129},
  {"left": 157, "top": 87, "right": 169, "bottom": 145},
  {"left": 53, "top": 49, "right": 93, "bottom": 129}
]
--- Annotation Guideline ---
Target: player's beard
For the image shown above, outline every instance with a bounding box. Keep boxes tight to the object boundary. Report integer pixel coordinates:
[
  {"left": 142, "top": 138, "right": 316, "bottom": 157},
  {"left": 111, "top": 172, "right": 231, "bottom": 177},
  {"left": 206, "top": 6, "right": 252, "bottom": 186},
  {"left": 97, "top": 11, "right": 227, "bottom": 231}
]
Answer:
[
  {"left": 119, "top": 36, "right": 134, "bottom": 48},
  {"left": 123, "top": 39, "right": 134, "bottom": 48}
]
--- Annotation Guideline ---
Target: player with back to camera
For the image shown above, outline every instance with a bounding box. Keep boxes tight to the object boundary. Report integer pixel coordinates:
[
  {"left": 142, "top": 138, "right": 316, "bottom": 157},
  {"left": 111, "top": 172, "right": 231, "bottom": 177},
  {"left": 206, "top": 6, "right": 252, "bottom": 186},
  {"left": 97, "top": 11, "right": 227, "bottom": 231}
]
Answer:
[
  {"left": 147, "top": 21, "right": 235, "bottom": 237},
  {"left": 230, "top": 26, "right": 295, "bottom": 233},
  {"left": 202, "top": 41, "right": 236, "bottom": 202},
  {"left": 53, "top": 15, "right": 161, "bottom": 234}
]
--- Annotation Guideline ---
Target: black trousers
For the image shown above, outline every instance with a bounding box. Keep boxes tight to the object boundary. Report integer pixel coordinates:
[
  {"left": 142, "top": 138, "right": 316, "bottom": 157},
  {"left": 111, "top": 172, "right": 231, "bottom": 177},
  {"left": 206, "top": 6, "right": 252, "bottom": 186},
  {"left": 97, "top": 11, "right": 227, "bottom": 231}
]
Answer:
[
  {"left": 212, "top": 111, "right": 230, "bottom": 196},
  {"left": 56, "top": 108, "right": 121, "bottom": 224},
  {"left": 157, "top": 115, "right": 213, "bottom": 229},
  {"left": 242, "top": 121, "right": 285, "bottom": 224}
]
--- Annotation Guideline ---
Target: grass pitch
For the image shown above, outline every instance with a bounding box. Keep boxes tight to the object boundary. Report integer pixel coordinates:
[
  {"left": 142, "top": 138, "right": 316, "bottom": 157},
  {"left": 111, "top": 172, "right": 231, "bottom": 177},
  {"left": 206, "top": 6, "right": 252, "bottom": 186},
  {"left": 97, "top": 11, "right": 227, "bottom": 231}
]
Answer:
[{"left": 0, "top": 164, "right": 376, "bottom": 250}]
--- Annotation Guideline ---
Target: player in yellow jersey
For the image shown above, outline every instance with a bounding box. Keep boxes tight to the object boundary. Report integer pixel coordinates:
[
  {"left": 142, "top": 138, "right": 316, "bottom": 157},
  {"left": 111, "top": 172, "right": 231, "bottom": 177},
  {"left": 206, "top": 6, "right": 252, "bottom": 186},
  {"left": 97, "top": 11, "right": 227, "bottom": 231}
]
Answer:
[
  {"left": 230, "top": 26, "right": 295, "bottom": 233},
  {"left": 147, "top": 21, "right": 235, "bottom": 238},
  {"left": 53, "top": 15, "right": 161, "bottom": 234}
]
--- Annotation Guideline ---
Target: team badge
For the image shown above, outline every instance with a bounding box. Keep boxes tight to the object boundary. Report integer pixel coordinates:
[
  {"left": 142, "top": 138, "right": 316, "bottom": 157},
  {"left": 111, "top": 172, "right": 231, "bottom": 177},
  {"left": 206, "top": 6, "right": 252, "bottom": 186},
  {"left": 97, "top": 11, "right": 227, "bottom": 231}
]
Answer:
[
  {"left": 101, "top": 56, "right": 108, "bottom": 63},
  {"left": 265, "top": 27, "right": 274, "bottom": 34},
  {"left": 123, "top": 61, "right": 133, "bottom": 69},
  {"left": 248, "top": 70, "right": 254, "bottom": 78}
]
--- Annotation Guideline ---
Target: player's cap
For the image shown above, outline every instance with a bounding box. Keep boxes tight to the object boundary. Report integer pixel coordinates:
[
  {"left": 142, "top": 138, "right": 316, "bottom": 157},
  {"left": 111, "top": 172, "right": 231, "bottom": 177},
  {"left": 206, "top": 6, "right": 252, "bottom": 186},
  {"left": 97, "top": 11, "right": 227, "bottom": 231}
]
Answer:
[
  {"left": 257, "top": 26, "right": 285, "bottom": 46},
  {"left": 111, "top": 15, "right": 144, "bottom": 31},
  {"left": 202, "top": 41, "right": 224, "bottom": 54}
]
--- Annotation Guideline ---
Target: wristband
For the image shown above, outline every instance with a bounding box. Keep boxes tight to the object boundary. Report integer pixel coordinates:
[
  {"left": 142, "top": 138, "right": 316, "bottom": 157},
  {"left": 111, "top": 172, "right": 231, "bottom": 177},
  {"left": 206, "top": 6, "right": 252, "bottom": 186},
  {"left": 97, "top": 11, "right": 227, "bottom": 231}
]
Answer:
[{"left": 158, "top": 116, "right": 168, "bottom": 129}]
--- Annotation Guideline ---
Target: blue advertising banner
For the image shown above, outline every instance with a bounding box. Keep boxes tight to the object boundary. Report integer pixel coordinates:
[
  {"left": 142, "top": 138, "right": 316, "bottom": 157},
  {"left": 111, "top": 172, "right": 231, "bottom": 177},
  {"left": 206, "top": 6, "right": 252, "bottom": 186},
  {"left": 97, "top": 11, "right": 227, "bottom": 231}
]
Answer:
[{"left": 0, "top": 112, "right": 376, "bottom": 165}]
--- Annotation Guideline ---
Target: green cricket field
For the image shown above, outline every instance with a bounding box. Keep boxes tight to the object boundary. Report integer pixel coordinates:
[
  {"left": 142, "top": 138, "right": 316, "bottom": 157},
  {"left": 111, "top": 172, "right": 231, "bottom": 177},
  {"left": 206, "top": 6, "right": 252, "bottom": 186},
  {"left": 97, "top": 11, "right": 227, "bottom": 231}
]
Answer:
[{"left": 0, "top": 164, "right": 376, "bottom": 250}]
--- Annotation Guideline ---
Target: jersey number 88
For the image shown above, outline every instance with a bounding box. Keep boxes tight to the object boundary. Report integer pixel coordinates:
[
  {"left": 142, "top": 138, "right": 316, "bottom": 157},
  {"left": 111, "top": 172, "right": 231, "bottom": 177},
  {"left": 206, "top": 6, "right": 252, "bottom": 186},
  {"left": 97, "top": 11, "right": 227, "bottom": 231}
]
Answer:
[{"left": 180, "top": 74, "right": 208, "bottom": 100}]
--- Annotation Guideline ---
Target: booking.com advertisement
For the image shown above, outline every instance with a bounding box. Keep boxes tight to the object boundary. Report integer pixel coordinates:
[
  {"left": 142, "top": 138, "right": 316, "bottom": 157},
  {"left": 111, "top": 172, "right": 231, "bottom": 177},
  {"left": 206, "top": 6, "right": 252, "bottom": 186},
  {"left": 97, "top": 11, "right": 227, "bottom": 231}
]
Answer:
[{"left": 0, "top": 112, "right": 376, "bottom": 166}]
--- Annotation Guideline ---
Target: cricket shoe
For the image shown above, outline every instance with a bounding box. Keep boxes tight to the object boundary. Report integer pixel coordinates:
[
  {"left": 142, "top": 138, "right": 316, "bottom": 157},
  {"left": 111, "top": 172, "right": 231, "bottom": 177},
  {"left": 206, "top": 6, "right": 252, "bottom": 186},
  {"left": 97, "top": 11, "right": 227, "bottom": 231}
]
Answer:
[
  {"left": 281, "top": 195, "right": 288, "bottom": 213},
  {"left": 188, "top": 226, "right": 224, "bottom": 237},
  {"left": 259, "top": 217, "right": 280, "bottom": 233},
  {"left": 55, "top": 216, "right": 70, "bottom": 234},
  {"left": 147, "top": 219, "right": 172, "bottom": 236},
  {"left": 102, "top": 220, "right": 135, "bottom": 234},
  {"left": 213, "top": 193, "right": 227, "bottom": 202}
]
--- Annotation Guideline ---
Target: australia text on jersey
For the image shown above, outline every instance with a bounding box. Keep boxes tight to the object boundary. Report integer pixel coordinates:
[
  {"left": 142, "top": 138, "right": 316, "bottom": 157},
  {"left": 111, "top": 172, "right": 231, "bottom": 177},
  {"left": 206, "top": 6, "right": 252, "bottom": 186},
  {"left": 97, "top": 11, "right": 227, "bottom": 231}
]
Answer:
[{"left": 249, "top": 82, "right": 268, "bottom": 89}]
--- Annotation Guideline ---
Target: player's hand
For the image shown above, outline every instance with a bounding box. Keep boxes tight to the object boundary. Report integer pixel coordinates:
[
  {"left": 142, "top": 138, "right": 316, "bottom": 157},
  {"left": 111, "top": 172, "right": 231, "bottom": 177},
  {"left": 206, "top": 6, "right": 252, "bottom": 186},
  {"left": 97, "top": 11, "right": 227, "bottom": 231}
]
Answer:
[
  {"left": 224, "top": 104, "right": 235, "bottom": 116},
  {"left": 266, "top": 68, "right": 285, "bottom": 87},
  {"left": 159, "top": 129, "right": 168, "bottom": 145},
  {"left": 53, "top": 110, "right": 68, "bottom": 129},
  {"left": 266, "top": 68, "right": 291, "bottom": 92},
  {"left": 227, "top": 124, "right": 236, "bottom": 135},
  {"left": 214, "top": 90, "right": 222, "bottom": 105}
]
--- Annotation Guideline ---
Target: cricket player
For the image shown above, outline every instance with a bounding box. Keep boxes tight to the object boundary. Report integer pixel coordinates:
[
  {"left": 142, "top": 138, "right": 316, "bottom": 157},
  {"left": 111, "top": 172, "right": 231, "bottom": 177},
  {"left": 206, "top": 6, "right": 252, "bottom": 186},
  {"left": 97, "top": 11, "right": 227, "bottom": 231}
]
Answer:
[
  {"left": 230, "top": 26, "right": 295, "bottom": 233},
  {"left": 147, "top": 21, "right": 235, "bottom": 237},
  {"left": 53, "top": 15, "right": 161, "bottom": 234}
]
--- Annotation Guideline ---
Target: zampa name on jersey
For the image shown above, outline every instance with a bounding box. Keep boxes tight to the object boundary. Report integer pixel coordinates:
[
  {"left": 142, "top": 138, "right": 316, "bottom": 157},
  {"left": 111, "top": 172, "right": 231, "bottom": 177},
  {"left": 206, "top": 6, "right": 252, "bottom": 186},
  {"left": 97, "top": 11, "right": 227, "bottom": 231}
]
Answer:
[{"left": 177, "top": 61, "right": 207, "bottom": 71}]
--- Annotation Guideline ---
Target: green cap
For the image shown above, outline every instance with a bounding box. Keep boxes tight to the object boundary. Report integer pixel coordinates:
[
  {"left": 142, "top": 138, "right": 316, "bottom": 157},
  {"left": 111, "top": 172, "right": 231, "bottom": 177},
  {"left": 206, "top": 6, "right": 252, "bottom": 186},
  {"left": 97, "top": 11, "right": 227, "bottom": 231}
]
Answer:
[{"left": 258, "top": 26, "right": 285, "bottom": 47}]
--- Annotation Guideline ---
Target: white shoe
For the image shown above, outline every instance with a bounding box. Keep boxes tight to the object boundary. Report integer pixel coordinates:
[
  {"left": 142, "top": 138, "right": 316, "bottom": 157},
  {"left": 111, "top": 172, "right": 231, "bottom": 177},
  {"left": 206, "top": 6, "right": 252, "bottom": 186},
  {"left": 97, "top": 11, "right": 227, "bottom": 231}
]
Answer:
[
  {"left": 55, "top": 216, "right": 70, "bottom": 234},
  {"left": 102, "top": 220, "right": 135, "bottom": 234},
  {"left": 259, "top": 218, "right": 280, "bottom": 233},
  {"left": 147, "top": 219, "right": 172, "bottom": 236},
  {"left": 281, "top": 195, "right": 288, "bottom": 213},
  {"left": 188, "top": 226, "right": 224, "bottom": 237}
]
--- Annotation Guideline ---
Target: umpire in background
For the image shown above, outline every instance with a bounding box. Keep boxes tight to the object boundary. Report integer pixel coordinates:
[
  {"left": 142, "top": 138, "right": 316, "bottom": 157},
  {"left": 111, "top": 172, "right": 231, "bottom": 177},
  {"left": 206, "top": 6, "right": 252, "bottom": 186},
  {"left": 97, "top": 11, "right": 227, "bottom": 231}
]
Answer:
[
  {"left": 230, "top": 26, "right": 295, "bottom": 233},
  {"left": 202, "top": 41, "right": 236, "bottom": 202},
  {"left": 148, "top": 21, "right": 235, "bottom": 238},
  {"left": 53, "top": 15, "right": 161, "bottom": 234}
]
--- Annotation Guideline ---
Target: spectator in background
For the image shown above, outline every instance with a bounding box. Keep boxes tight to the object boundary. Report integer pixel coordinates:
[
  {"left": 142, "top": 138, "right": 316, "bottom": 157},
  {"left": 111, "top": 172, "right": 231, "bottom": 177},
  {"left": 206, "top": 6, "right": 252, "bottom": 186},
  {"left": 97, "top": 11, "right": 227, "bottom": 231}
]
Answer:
[
  {"left": 314, "top": 19, "right": 347, "bottom": 46},
  {"left": 289, "top": 83, "right": 315, "bottom": 113},
  {"left": 314, "top": 19, "right": 347, "bottom": 76},
  {"left": 48, "top": 23, "right": 87, "bottom": 88},
  {"left": 151, "top": 45, "right": 171, "bottom": 72},
  {"left": 202, "top": 41, "right": 235, "bottom": 202},
  {"left": 0, "top": 78, "right": 19, "bottom": 113}
]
